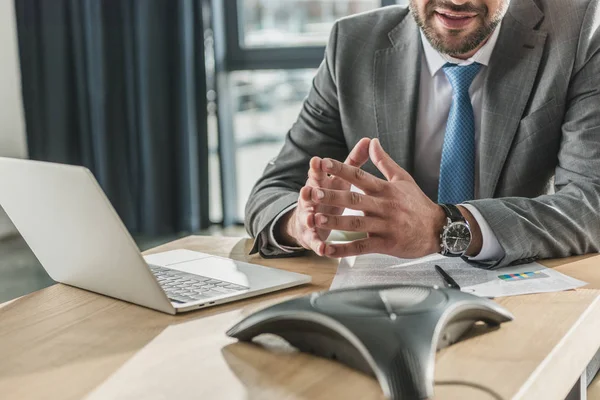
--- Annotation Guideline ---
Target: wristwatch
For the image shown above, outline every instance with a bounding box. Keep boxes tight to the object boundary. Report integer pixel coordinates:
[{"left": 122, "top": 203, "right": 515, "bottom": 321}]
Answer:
[{"left": 439, "top": 204, "right": 472, "bottom": 257}]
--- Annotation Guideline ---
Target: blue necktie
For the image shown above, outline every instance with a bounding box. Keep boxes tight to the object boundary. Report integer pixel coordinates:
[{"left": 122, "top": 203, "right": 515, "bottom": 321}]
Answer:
[{"left": 437, "top": 62, "right": 482, "bottom": 204}]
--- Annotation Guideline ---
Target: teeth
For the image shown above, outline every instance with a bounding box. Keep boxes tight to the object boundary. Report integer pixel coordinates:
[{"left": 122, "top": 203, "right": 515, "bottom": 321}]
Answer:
[{"left": 439, "top": 11, "right": 474, "bottom": 18}]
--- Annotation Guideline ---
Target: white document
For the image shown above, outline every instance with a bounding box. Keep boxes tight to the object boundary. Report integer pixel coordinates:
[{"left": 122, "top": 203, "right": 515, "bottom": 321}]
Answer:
[{"left": 331, "top": 254, "right": 587, "bottom": 298}]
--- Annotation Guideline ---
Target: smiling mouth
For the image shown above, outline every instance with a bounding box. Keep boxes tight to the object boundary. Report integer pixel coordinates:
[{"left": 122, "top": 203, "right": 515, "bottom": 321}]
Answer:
[{"left": 434, "top": 10, "right": 478, "bottom": 29}]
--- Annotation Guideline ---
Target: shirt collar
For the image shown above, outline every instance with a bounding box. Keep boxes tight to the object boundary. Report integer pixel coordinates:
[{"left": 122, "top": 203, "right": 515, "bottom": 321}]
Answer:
[{"left": 420, "top": 23, "right": 502, "bottom": 77}]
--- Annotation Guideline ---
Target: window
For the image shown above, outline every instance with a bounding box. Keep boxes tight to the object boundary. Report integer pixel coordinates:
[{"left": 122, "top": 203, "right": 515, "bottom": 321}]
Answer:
[
  {"left": 230, "top": 69, "right": 316, "bottom": 217},
  {"left": 211, "top": 0, "right": 399, "bottom": 225},
  {"left": 239, "top": 0, "right": 381, "bottom": 48}
]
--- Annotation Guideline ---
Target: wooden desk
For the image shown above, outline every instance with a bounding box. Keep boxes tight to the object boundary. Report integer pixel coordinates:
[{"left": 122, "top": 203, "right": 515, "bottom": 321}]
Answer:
[
  {"left": 590, "top": 373, "right": 600, "bottom": 399},
  {"left": 1, "top": 236, "right": 600, "bottom": 400}
]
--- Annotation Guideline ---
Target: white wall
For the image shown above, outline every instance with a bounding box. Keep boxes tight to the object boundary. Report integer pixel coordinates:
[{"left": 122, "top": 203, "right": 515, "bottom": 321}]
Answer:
[{"left": 0, "top": 0, "right": 28, "bottom": 238}]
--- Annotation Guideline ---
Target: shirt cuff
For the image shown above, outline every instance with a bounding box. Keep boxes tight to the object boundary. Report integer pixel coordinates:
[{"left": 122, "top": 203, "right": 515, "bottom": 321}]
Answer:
[
  {"left": 268, "top": 203, "right": 304, "bottom": 253},
  {"left": 461, "top": 204, "right": 505, "bottom": 261}
]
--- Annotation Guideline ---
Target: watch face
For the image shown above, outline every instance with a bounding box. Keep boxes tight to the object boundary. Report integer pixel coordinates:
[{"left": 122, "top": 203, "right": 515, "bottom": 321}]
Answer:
[{"left": 443, "top": 222, "right": 471, "bottom": 254}]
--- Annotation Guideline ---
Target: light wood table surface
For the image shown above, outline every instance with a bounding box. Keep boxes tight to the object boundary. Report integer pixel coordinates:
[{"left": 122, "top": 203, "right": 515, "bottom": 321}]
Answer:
[
  {"left": 590, "top": 374, "right": 600, "bottom": 399},
  {"left": 1, "top": 236, "right": 600, "bottom": 400}
]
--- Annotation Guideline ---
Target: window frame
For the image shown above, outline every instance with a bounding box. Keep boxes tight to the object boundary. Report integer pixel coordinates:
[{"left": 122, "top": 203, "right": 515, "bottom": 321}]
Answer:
[{"left": 224, "top": 0, "right": 399, "bottom": 71}]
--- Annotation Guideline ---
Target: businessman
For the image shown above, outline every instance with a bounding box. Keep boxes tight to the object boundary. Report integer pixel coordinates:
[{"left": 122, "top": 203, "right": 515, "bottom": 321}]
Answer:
[{"left": 245, "top": 0, "right": 600, "bottom": 268}]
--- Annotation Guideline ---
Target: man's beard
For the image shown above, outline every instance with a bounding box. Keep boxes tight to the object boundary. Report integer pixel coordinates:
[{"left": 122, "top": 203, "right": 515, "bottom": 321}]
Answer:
[{"left": 409, "top": 0, "right": 506, "bottom": 57}]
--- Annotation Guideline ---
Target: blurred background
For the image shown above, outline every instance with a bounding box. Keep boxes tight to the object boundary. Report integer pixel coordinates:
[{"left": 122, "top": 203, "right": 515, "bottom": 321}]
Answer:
[{"left": 0, "top": 0, "right": 405, "bottom": 302}]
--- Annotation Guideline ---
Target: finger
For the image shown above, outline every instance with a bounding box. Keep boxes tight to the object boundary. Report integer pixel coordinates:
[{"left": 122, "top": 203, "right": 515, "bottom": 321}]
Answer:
[
  {"left": 308, "top": 156, "right": 328, "bottom": 184},
  {"left": 305, "top": 209, "right": 316, "bottom": 229},
  {"left": 311, "top": 188, "right": 380, "bottom": 214},
  {"left": 301, "top": 185, "right": 341, "bottom": 217},
  {"left": 307, "top": 139, "right": 371, "bottom": 191},
  {"left": 345, "top": 137, "right": 371, "bottom": 167},
  {"left": 300, "top": 187, "right": 324, "bottom": 219},
  {"left": 299, "top": 184, "right": 340, "bottom": 221},
  {"left": 369, "top": 138, "right": 413, "bottom": 182},
  {"left": 308, "top": 157, "right": 341, "bottom": 191},
  {"left": 320, "top": 158, "right": 386, "bottom": 194},
  {"left": 323, "top": 237, "right": 386, "bottom": 258},
  {"left": 302, "top": 229, "right": 326, "bottom": 256},
  {"left": 314, "top": 213, "right": 384, "bottom": 233},
  {"left": 299, "top": 186, "right": 315, "bottom": 207}
]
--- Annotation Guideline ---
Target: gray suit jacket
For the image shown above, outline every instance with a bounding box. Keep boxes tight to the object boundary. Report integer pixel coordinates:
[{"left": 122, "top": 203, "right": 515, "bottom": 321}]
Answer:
[{"left": 245, "top": 0, "right": 600, "bottom": 267}]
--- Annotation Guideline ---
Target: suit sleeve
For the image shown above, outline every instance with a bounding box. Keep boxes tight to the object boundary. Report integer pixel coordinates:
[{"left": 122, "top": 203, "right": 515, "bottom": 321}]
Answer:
[
  {"left": 244, "top": 22, "right": 349, "bottom": 257},
  {"left": 465, "top": 4, "right": 600, "bottom": 268}
]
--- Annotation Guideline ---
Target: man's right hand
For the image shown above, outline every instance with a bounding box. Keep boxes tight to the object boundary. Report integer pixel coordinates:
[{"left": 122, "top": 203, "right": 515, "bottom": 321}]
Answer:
[{"left": 275, "top": 138, "right": 371, "bottom": 255}]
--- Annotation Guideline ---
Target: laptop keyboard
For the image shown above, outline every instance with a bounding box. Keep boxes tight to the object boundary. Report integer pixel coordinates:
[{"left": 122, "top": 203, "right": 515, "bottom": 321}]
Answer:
[{"left": 150, "top": 265, "right": 248, "bottom": 304}]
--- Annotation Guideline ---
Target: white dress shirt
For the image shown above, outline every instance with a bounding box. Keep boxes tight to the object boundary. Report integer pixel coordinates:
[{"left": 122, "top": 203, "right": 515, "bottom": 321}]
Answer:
[{"left": 268, "top": 25, "right": 505, "bottom": 261}]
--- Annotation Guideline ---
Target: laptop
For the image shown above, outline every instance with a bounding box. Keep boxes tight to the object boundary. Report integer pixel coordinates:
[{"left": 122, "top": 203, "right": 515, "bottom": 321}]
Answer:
[{"left": 0, "top": 157, "right": 311, "bottom": 314}]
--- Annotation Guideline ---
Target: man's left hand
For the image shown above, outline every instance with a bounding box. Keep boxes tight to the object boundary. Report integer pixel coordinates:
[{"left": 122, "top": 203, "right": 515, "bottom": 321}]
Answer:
[{"left": 311, "top": 138, "right": 446, "bottom": 258}]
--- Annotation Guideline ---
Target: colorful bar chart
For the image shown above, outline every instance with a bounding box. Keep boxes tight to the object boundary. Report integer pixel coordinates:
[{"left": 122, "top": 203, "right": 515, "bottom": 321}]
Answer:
[{"left": 497, "top": 271, "right": 549, "bottom": 282}]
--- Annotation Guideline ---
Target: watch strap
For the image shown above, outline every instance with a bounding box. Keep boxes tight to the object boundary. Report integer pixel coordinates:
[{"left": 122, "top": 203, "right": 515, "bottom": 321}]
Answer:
[
  {"left": 440, "top": 204, "right": 465, "bottom": 222},
  {"left": 439, "top": 204, "right": 470, "bottom": 257}
]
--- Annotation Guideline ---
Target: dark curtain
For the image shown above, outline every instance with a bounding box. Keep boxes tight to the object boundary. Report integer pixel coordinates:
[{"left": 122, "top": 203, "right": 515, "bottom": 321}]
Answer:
[{"left": 14, "top": 0, "right": 210, "bottom": 235}]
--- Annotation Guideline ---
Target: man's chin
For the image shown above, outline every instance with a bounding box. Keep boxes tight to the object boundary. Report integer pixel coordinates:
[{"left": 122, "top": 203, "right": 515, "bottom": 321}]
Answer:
[
  {"left": 431, "top": 21, "right": 480, "bottom": 39},
  {"left": 427, "top": 28, "right": 483, "bottom": 55}
]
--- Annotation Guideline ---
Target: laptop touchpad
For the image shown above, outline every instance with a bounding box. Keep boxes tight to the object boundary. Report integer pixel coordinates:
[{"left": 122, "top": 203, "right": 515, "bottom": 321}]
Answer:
[{"left": 167, "top": 258, "right": 251, "bottom": 287}]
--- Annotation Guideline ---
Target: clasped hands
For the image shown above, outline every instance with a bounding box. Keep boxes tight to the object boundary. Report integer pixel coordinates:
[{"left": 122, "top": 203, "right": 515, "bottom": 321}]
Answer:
[{"left": 278, "top": 138, "right": 448, "bottom": 258}]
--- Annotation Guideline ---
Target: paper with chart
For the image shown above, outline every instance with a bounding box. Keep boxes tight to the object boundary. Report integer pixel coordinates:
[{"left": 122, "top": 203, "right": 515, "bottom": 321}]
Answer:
[{"left": 330, "top": 253, "right": 587, "bottom": 298}]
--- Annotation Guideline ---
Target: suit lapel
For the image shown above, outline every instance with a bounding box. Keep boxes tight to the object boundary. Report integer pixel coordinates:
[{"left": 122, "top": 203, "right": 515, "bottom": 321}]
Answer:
[
  {"left": 374, "top": 13, "right": 421, "bottom": 175},
  {"left": 478, "top": 1, "right": 548, "bottom": 198}
]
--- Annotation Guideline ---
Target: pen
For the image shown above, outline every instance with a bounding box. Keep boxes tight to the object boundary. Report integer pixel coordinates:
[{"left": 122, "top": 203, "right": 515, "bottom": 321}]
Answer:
[{"left": 434, "top": 265, "right": 461, "bottom": 290}]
